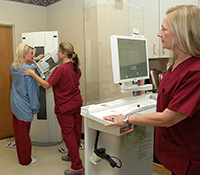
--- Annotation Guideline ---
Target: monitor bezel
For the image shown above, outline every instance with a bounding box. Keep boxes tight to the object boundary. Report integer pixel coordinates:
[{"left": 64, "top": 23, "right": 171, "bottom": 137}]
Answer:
[{"left": 110, "top": 35, "right": 149, "bottom": 84}]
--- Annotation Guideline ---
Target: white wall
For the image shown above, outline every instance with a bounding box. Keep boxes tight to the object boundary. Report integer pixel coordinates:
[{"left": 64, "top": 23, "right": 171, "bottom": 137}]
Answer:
[
  {"left": 0, "top": 0, "right": 47, "bottom": 47},
  {"left": 0, "top": 0, "right": 86, "bottom": 104},
  {"left": 46, "top": 0, "right": 85, "bottom": 104}
]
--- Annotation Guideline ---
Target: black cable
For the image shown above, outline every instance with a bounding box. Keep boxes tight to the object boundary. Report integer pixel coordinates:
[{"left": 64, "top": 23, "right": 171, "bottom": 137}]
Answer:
[
  {"left": 93, "top": 130, "right": 122, "bottom": 168},
  {"left": 94, "top": 130, "right": 100, "bottom": 151},
  {"left": 110, "top": 156, "right": 122, "bottom": 168}
]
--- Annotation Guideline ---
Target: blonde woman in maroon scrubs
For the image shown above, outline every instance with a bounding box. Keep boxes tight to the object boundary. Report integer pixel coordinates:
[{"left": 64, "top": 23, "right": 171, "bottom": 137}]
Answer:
[
  {"left": 10, "top": 43, "right": 41, "bottom": 165},
  {"left": 23, "top": 42, "right": 84, "bottom": 175},
  {"left": 104, "top": 5, "right": 200, "bottom": 175}
]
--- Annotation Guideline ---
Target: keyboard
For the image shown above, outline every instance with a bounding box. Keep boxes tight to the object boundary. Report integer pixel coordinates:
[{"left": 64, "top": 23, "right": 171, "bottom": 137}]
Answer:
[{"left": 125, "top": 104, "right": 156, "bottom": 115}]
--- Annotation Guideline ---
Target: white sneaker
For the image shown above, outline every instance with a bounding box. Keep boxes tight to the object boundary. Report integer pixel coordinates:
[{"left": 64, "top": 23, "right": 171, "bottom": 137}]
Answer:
[{"left": 30, "top": 157, "right": 37, "bottom": 165}]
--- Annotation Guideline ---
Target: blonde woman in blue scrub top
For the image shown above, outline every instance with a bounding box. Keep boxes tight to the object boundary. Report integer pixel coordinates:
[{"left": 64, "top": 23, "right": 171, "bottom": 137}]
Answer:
[{"left": 10, "top": 43, "right": 42, "bottom": 165}]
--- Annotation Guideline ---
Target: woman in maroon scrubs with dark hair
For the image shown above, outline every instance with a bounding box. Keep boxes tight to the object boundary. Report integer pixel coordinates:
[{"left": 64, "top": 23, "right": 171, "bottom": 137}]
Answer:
[
  {"left": 23, "top": 42, "right": 84, "bottom": 175},
  {"left": 104, "top": 5, "right": 200, "bottom": 175}
]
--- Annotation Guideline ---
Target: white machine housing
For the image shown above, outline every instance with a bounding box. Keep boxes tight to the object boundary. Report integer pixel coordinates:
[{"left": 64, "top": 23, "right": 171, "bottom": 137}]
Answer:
[
  {"left": 22, "top": 31, "right": 62, "bottom": 146},
  {"left": 32, "top": 47, "right": 58, "bottom": 79},
  {"left": 81, "top": 93, "right": 157, "bottom": 175},
  {"left": 110, "top": 35, "right": 152, "bottom": 92}
]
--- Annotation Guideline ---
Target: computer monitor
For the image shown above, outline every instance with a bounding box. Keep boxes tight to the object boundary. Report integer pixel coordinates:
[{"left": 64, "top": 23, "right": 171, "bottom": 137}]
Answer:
[{"left": 110, "top": 35, "right": 149, "bottom": 84}]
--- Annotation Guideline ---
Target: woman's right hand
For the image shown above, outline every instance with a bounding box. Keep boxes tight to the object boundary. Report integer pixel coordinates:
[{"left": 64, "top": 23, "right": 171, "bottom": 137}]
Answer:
[{"left": 103, "top": 114, "right": 126, "bottom": 127}]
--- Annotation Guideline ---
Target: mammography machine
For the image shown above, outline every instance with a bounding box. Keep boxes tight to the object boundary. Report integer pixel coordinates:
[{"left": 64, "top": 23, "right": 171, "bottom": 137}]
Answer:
[
  {"left": 81, "top": 35, "right": 156, "bottom": 175},
  {"left": 32, "top": 47, "right": 58, "bottom": 79},
  {"left": 22, "top": 31, "right": 62, "bottom": 145}
]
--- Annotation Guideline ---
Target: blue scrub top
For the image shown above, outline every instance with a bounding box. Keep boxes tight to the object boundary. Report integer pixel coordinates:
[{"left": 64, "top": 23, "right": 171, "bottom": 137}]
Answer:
[{"left": 10, "top": 63, "right": 40, "bottom": 122}]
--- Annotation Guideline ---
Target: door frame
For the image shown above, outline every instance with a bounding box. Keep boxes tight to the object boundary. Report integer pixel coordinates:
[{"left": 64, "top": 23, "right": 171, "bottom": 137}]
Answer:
[
  {"left": 0, "top": 23, "right": 15, "bottom": 139},
  {"left": 0, "top": 23, "right": 16, "bottom": 59}
]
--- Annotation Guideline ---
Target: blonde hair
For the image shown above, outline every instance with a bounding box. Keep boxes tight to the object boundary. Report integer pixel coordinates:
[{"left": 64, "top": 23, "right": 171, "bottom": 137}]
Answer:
[
  {"left": 58, "top": 42, "right": 80, "bottom": 74},
  {"left": 13, "top": 43, "right": 35, "bottom": 69},
  {"left": 165, "top": 5, "right": 200, "bottom": 68}
]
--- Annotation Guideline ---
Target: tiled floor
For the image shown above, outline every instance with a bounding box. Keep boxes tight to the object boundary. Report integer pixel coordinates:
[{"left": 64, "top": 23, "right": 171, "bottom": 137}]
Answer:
[
  {"left": 0, "top": 137, "right": 170, "bottom": 175},
  {"left": 0, "top": 137, "right": 85, "bottom": 175}
]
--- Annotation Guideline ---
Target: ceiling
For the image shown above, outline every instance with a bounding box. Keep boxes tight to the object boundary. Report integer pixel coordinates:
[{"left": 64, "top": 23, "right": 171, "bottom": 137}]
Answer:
[{"left": 8, "top": 0, "right": 61, "bottom": 7}]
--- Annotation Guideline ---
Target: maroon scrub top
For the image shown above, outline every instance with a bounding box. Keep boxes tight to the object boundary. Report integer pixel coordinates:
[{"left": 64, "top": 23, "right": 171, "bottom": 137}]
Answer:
[
  {"left": 155, "top": 57, "right": 200, "bottom": 175},
  {"left": 48, "top": 62, "right": 83, "bottom": 114}
]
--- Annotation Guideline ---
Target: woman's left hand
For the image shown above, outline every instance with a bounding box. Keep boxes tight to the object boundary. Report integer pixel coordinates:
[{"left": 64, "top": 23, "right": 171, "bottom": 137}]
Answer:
[
  {"left": 22, "top": 68, "right": 35, "bottom": 76},
  {"left": 34, "top": 54, "right": 44, "bottom": 61},
  {"left": 103, "top": 115, "right": 126, "bottom": 127}
]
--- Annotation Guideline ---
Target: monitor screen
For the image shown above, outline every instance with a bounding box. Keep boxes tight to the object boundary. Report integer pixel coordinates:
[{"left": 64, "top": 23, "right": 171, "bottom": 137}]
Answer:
[
  {"left": 35, "top": 46, "right": 44, "bottom": 57},
  {"left": 110, "top": 35, "right": 149, "bottom": 84}
]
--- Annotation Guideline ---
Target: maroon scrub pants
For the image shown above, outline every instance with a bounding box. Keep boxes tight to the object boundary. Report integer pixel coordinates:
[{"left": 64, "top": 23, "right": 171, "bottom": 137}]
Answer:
[
  {"left": 56, "top": 106, "right": 83, "bottom": 170},
  {"left": 12, "top": 114, "right": 32, "bottom": 165}
]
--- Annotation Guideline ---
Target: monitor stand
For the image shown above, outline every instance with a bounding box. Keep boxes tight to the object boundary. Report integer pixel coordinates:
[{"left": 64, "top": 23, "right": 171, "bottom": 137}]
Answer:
[{"left": 121, "top": 82, "right": 152, "bottom": 93}]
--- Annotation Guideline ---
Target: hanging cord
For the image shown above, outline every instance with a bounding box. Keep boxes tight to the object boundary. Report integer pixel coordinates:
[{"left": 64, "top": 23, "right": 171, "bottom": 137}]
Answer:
[
  {"left": 94, "top": 130, "right": 122, "bottom": 168},
  {"left": 94, "top": 130, "right": 100, "bottom": 150}
]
